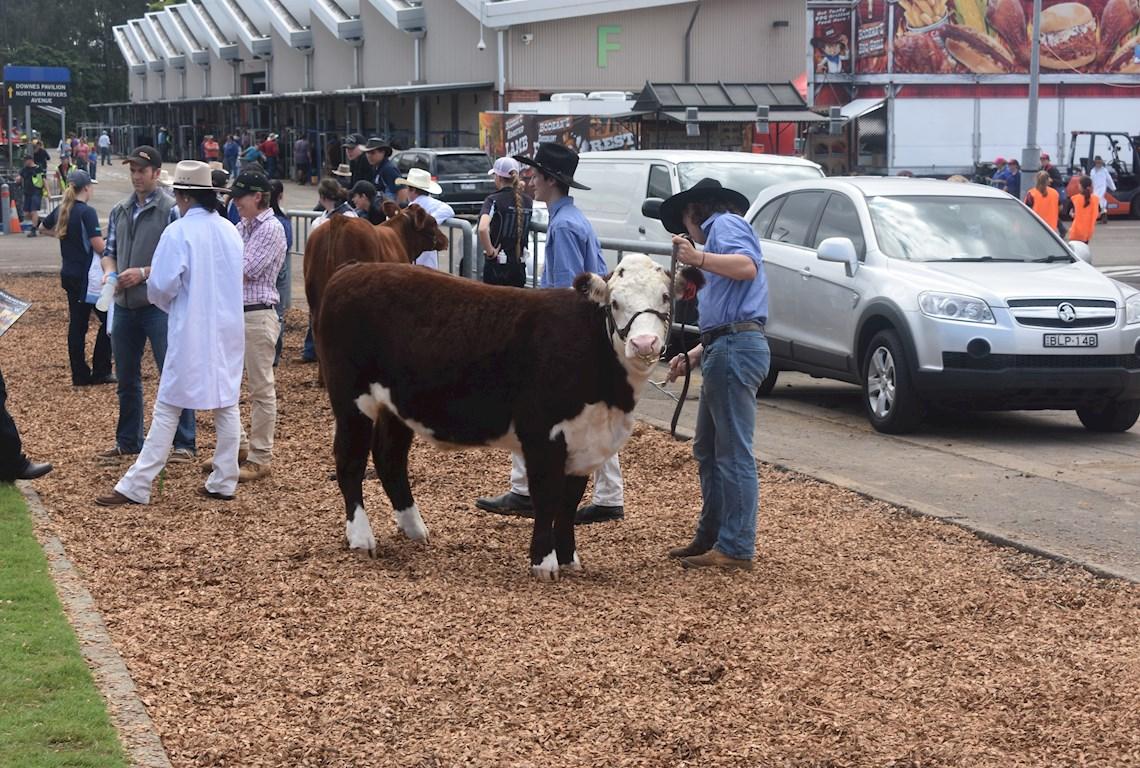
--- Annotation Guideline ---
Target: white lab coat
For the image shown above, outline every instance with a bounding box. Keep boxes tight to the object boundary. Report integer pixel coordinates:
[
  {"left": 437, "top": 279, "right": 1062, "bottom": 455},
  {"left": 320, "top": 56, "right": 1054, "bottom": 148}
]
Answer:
[
  {"left": 409, "top": 196, "right": 454, "bottom": 269},
  {"left": 147, "top": 206, "right": 245, "bottom": 410},
  {"left": 1090, "top": 165, "right": 1116, "bottom": 211}
]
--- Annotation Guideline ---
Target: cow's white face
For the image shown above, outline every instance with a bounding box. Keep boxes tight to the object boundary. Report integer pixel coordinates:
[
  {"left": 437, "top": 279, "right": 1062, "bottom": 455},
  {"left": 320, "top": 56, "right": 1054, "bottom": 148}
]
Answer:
[{"left": 576, "top": 254, "right": 672, "bottom": 372}]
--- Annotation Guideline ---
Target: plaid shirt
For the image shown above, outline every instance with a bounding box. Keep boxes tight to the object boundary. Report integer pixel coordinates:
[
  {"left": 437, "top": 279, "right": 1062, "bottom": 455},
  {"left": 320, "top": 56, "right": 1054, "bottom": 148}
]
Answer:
[
  {"left": 237, "top": 208, "right": 287, "bottom": 306},
  {"left": 104, "top": 189, "right": 179, "bottom": 263}
]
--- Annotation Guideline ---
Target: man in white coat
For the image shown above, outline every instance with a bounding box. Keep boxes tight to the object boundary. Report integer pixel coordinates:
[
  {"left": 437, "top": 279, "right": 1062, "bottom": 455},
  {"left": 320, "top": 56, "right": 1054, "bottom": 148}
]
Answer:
[
  {"left": 396, "top": 168, "right": 454, "bottom": 269},
  {"left": 96, "top": 161, "right": 245, "bottom": 505},
  {"left": 1090, "top": 155, "right": 1116, "bottom": 216}
]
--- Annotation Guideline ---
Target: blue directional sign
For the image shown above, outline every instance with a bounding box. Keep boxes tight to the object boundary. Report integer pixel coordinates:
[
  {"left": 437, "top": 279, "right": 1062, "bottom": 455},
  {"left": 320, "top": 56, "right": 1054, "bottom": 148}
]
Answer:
[{"left": 3, "top": 66, "right": 71, "bottom": 107}]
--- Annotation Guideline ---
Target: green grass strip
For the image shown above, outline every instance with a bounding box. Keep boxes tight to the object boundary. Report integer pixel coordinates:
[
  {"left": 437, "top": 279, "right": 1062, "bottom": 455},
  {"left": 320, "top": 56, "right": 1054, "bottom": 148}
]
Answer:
[{"left": 0, "top": 484, "right": 127, "bottom": 767}]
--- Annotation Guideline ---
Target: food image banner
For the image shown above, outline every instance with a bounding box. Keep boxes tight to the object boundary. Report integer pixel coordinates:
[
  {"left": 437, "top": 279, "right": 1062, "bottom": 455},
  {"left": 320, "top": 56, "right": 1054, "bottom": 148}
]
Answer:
[
  {"left": 479, "top": 114, "right": 638, "bottom": 158},
  {"left": 814, "top": 0, "right": 1140, "bottom": 75}
]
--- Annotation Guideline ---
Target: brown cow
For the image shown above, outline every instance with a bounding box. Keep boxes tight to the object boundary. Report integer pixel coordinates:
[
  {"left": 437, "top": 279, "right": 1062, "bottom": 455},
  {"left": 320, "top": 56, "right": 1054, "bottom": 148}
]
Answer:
[
  {"left": 317, "top": 254, "right": 701, "bottom": 581},
  {"left": 303, "top": 205, "right": 448, "bottom": 338}
]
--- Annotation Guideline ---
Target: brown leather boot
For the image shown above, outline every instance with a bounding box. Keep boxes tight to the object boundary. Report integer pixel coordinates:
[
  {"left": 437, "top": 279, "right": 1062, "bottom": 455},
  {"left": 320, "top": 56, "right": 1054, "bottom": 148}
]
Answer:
[
  {"left": 667, "top": 541, "right": 711, "bottom": 559},
  {"left": 681, "top": 549, "right": 753, "bottom": 571}
]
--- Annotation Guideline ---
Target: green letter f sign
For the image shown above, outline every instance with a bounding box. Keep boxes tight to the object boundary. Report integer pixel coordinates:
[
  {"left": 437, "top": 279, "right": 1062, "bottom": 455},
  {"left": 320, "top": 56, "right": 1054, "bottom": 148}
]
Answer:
[{"left": 597, "top": 25, "right": 621, "bottom": 68}]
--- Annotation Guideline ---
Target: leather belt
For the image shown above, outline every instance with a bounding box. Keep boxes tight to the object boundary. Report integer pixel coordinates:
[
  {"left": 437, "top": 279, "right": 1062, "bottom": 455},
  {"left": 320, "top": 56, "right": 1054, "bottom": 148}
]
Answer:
[
  {"left": 243, "top": 303, "right": 275, "bottom": 312},
  {"left": 700, "top": 320, "right": 765, "bottom": 347}
]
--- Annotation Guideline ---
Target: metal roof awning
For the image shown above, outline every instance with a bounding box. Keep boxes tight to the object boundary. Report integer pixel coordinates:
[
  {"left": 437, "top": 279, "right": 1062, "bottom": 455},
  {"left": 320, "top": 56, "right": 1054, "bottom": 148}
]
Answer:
[
  {"left": 662, "top": 109, "right": 825, "bottom": 124},
  {"left": 258, "top": 0, "right": 314, "bottom": 49},
  {"left": 635, "top": 81, "right": 808, "bottom": 113},
  {"left": 840, "top": 98, "right": 886, "bottom": 120},
  {"left": 113, "top": 25, "right": 147, "bottom": 74},
  {"left": 312, "top": 0, "right": 363, "bottom": 42},
  {"left": 159, "top": 7, "right": 210, "bottom": 66},
  {"left": 127, "top": 19, "right": 165, "bottom": 72},
  {"left": 366, "top": 0, "right": 425, "bottom": 32},
  {"left": 333, "top": 80, "right": 494, "bottom": 96},
  {"left": 184, "top": 0, "right": 241, "bottom": 60}
]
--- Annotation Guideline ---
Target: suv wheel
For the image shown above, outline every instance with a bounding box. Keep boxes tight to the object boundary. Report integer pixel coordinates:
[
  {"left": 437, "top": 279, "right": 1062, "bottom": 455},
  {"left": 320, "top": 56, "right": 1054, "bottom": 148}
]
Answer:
[
  {"left": 862, "top": 330, "right": 923, "bottom": 434},
  {"left": 1076, "top": 399, "right": 1140, "bottom": 432},
  {"left": 756, "top": 366, "right": 779, "bottom": 398}
]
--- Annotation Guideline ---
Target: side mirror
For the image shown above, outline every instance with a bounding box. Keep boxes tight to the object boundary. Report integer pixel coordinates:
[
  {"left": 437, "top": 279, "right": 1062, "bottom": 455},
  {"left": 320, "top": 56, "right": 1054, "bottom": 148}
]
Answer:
[
  {"left": 641, "top": 198, "right": 663, "bottom": 219},
  {"left": 817, "top": 237, "right": 859, "bottom": 277},
  {"left": 1069, "top": 240, "right": 1092, "bottom": 264}
]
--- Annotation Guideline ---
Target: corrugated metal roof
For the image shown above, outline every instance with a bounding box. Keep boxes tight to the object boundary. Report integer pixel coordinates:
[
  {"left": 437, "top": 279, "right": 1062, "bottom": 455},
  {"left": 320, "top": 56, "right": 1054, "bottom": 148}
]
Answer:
[{"left": 634, "top": 82, "right": 806, "bottom": 113}]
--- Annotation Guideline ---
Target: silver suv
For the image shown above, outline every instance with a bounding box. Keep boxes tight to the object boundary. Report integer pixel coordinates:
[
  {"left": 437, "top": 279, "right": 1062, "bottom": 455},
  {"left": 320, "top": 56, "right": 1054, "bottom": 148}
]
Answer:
[{"left": 748, "top": 177, "right": 1140, "bottom": 433}]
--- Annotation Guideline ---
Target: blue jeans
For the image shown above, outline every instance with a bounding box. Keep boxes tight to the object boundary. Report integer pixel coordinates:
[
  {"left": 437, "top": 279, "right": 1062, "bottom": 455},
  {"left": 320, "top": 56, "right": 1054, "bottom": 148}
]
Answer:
[
  {"left": 111, "top": 304, "right": 195, "bottom": 453},
  {"left": 302, "top": 323, "right": 316, "bottom": 361},
  {"left": 692, "top": 330, "right": 770, "bottom": 560}
]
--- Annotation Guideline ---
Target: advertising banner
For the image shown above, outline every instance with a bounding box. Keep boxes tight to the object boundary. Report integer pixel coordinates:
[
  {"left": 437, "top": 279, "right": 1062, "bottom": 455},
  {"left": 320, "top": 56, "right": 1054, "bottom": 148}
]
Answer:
[
  {"left": 479, "top": 114, "right": 638, "bottom": 158},
  {"left": 813, "top": 0, "right": 1140, "bottom": 75}
]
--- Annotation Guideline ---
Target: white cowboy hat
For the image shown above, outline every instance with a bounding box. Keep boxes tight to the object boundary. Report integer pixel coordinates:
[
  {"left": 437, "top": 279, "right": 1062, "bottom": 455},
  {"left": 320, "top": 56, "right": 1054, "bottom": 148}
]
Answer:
[
  {"left": 169, "top": 160, "right": 230, "bottom": 192},
  {"left": 395, "top": 167, "right": 442, "bottom": 195},
  {"left": 332, "top": 163, "right": 352, "bottom": 177},
  {"left": 157, "top": 169, "right": 174, "bottom": 187}
]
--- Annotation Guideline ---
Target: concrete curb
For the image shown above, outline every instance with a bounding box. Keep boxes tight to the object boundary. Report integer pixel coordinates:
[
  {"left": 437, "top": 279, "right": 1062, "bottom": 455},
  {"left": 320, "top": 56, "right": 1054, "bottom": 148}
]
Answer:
[
  {"left": 20, "top": 482, "right": 174, "bottom": 768},
  {"left": 636, "top": 417, "right": 1136, "bottom": 584}
]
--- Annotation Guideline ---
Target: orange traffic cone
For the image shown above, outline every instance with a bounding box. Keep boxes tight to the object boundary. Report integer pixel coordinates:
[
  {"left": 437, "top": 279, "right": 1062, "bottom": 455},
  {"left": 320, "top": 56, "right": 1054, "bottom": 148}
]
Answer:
[{"left": 8, "top": 200, "right": 22, "bottom": 235}]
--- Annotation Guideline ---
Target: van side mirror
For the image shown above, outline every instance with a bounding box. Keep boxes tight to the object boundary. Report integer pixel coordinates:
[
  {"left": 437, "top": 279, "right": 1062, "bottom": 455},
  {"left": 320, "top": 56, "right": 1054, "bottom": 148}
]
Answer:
[
  {"left": 642, "top": 198, "right": 663, "bottom": 219},
  {"left": 1069, "top": 240, "right": 1092, "bottom": 264},
  {"left": 817, "top": 237, "right": 859, "bottom": 277}
]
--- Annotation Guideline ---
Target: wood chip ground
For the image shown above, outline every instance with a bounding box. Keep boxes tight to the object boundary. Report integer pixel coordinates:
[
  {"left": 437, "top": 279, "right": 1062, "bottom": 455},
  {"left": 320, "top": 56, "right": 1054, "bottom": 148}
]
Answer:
[{"left": 5, "top": 276, "right": 1139, "bottom": 767}]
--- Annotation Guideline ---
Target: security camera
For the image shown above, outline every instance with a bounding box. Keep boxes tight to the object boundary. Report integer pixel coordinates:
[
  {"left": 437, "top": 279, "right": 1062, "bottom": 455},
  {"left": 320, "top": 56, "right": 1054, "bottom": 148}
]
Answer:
[
  {"left": 476, "top": 38, "right": 487, "bottom": 51},
  {"left": 521, "top": 33, "right": 534, "bottom": 45}
]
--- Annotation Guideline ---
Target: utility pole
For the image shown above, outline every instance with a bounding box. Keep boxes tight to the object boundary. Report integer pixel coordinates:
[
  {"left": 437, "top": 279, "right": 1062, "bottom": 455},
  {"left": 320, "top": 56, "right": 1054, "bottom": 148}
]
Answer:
[{"left": 1021, "top": 0, "right": 1043, "bottom": 198}]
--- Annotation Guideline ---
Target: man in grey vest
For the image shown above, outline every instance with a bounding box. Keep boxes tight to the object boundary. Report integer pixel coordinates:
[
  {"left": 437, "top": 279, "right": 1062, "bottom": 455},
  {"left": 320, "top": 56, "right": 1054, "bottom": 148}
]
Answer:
[{"left": 96, "top": 146, "right": 196, "bottom": 464}]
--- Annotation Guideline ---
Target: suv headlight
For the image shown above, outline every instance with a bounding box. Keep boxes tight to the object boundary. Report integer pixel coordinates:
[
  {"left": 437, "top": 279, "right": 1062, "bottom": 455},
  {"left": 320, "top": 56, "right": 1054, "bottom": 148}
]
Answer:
[
  {"left": 918, "top": 291, "right": 995, "bottom": 324},
  {"left": 1126, "top": 294, "right": 1140, "bottom": 325}
]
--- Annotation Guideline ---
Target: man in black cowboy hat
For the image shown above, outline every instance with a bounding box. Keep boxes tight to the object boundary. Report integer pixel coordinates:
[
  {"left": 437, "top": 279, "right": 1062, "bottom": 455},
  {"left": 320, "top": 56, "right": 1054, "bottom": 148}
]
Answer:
[
  {"left": 475, "top": 142, "right": 626, "bottom": 525},
  {"left": 660, "top": 177, "right": 770, "bottom": 571},
  {"left": 363, "top": 136, "right": 399, "bottom": 199}
]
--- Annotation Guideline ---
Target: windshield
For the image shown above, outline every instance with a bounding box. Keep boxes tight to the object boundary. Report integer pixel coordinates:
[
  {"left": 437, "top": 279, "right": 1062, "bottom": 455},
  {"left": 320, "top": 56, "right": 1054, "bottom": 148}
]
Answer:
[
  {"left": 677, "top": 162, "right": 823, "bottom": 203},
  {"left": 867, "top": 195, "right": 1069, "bottom": 262},
  {"left": 436, "top": 153, "right": 492, "bottom": 176}
]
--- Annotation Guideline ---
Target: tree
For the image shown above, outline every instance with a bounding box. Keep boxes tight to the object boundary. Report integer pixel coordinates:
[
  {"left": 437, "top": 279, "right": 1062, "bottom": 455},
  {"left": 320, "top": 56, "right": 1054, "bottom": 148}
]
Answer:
[{"left": 0, "top": 0, "right": 151, "bottom": 132}]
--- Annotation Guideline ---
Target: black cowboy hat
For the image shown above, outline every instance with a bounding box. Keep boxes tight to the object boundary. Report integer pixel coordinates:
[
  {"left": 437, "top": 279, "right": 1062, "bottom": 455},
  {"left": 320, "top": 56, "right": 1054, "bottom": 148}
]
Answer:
[
  {"left": 363, "top": 136, "right": 392, "bottom": 152},
  {"left": 658, "top": 178, "right": 750, "bottom": 235},
  {"left": 513, "top": 142, "right": 590, "bottom": 190}
]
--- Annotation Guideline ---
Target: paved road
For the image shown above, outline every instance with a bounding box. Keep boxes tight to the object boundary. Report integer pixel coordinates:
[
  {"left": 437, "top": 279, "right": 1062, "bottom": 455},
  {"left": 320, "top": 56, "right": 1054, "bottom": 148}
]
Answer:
[{"left": 3, "top": 169, "right": 1138, "bottom": 581}]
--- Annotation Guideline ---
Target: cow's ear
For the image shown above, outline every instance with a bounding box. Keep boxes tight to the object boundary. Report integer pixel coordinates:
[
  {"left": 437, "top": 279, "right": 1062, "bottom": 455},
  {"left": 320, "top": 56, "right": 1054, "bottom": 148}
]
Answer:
[
  {"left": 573, "top": 272, "right": 609, "bottom": 305},
  {"left": 675, "top": 266, "right": 705, "bottom": 300},
  {"left": 381, "top": 200, "right": 399, "bottom": 219}
]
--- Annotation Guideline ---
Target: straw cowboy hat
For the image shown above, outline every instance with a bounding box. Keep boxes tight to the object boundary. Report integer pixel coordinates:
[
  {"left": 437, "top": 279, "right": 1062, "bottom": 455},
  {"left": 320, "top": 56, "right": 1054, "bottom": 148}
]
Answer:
[
  {"left": 207, "top": 160, "right": 225, "bottom": 171},
  {"left": 169, "top": 160, "right": 231, "bottom": 192},
  {"left": 658, "top": 177, "right": 749, "bottom": 235},
  {"left": 157, "top": 169, "right": 174, "bottom": 187},
  {"left": 332, "top": 163, "right": 353, "bottom": 178},
  {"left": 513, "top": 142, "right": 589, "bottom": 190},
  {"left": 395, "top": 167, "right": 442, "bottom": 195}
]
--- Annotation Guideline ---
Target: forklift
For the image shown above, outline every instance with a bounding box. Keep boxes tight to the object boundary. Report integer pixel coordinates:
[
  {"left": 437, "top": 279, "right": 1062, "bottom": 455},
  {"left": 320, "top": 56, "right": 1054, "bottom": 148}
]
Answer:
[{"left": 1063, "top": 131, "right": 1140, "bottom": 219}]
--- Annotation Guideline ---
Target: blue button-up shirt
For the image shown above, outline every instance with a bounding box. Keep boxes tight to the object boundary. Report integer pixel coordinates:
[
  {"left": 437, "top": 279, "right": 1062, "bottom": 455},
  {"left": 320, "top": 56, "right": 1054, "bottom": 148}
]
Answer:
[
  {"left": 542, "top": 195, "right": 606, "bottom": 288},
  {"left": 697, "top": 211, "right": 768, "bottom": 332},
  {"left": 104, "top": 189, "right": 179, "bottom": 262}
]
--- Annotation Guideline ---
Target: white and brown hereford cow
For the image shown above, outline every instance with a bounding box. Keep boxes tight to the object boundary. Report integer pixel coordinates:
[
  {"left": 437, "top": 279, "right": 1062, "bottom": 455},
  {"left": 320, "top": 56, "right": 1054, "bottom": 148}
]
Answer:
[{"left": 317, "top": 253, "right": 701, "bottom": 580}]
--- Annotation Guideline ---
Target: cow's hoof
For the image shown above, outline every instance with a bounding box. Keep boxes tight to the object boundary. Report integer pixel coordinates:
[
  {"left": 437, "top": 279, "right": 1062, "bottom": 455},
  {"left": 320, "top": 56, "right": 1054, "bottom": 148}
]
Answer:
[
  {"left": 395, "top": 504, "right": 430, "bottom": 543},
  {"left": 346, "top": 506, "right": 377, "bottom": 556},
  {"left": 530, "top": 551, "right": 560, "bottom": 582},
  {"left": 560, "top": 552, "right": 582, "bottom": 573}
]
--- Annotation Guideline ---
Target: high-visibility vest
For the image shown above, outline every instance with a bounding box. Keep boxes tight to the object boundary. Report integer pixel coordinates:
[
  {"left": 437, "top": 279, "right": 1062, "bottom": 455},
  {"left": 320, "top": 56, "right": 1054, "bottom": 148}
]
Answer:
[
  {"left": 1068, "top": 193, "right": 1099, "bottom": 243},
  {"left": 1026, "top": 187, "right": 1059, "bottom": 231}
]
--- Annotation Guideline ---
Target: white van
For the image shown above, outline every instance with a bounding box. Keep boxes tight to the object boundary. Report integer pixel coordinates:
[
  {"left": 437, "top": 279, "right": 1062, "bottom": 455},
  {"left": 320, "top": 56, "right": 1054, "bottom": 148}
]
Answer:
[{"left": 572, "top": 150, "right": 824, "bottom": 268}]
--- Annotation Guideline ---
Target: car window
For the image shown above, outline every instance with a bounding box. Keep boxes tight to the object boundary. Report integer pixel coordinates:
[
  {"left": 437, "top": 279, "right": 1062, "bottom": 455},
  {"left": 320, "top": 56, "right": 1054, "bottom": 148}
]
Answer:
[
  {"left": 814, "top": 193, "right": 866, "bottom": 259},
  {"left": 769, "top": 191, "right": 826, "bottom": 246},
  {"left": 750, "top": 196, "right": 785, "bottom": 240},
  {"left": 868, "top": 195, "right": 1068, "bottom": 262},
  {"left": 395, "top": 153, "right": 419, "bottom": 173},
  {"left": 677, "top": 162, "right": 824, "bottom": 203},
  {"left": 437, "top": 153, "right": 492, "bottom": 176},
  {"left": 647, "top": 164, "right": 672, "bottom": 200},
  {"left": 574, "top": 162, "right": 644, "bottom": 217}
]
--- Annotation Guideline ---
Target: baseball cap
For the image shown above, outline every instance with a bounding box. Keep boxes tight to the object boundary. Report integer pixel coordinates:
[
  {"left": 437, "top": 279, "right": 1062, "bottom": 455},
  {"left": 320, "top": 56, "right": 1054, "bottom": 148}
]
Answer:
[
  {"left": 1040, "top": 152, "right": 1050, "bottom": 160},
  {"left": 994, "top": 156, "right": 1006, "bottom": 165},
  {"left": 350, "top": 180, "right": 377, "bottom": 198},
  {"left": 123, "top": 146, "right": 162, "bottom": 169},
  {"left": 67, "top": 169, "right": 97, "bottom": 189},
  {"left": 229, "top": 171, "right": 271, "bottom": 198},
  {"left": 341, "top": 133, "right": 365, "bottom": 148},
  {"left": 489, "top": 157, "right": 520, "bottom": 177}
]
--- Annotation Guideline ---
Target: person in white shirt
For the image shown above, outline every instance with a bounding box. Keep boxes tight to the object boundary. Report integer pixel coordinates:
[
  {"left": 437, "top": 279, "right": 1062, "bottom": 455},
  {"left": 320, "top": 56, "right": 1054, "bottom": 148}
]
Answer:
[
  {"left": 1090, "top": 156, "right": 1116, "bottom": 216},
  {"left": 310, "top": 177, "right": 358, "bottom": 231},
  {"left": 395, "top": 168, "right": 454, "bottom": 269},
  {"left": 95, "top": 161, "right": 245, "bottom": 505}
]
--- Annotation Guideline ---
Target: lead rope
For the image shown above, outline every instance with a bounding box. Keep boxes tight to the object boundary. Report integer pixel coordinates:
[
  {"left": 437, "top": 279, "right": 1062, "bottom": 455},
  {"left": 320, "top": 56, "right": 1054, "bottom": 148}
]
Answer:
[{"left": 666, "top": 237, "right": 696, "bottom": 440}]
